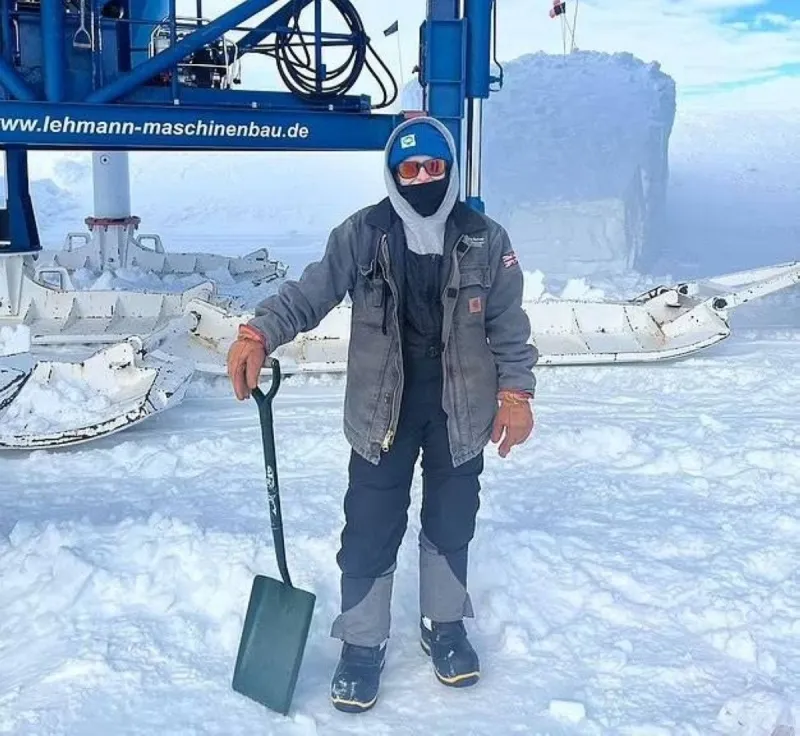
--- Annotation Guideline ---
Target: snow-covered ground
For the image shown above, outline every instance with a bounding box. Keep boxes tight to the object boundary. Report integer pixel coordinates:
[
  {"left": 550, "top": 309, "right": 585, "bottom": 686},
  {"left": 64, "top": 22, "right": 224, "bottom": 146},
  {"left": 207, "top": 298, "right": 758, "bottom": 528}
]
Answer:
[
  {"left": 2, "top": 42, "right": 800, "bottom": 736},
  {"left": 2, "top": 332, "right": 799, "bottom": 734}
]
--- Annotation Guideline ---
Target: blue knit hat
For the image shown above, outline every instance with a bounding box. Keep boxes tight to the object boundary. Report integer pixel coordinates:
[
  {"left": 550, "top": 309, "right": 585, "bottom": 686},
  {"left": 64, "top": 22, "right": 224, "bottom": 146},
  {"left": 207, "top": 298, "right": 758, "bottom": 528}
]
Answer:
[{"left": 388, "top": 120, "right": 453, "bottom": 170}]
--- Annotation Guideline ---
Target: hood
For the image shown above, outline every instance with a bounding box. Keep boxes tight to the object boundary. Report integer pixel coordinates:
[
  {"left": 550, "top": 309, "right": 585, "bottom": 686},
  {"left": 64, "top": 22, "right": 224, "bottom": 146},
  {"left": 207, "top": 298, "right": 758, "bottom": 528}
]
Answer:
[{"left": 383, "top": 116, "right": 460, "bottom": 224}]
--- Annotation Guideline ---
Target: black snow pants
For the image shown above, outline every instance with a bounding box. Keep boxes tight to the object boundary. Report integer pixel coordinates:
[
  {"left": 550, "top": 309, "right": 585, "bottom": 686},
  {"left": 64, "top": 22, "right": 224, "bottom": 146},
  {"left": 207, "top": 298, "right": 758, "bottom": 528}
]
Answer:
[{"left": 330, "top": 346, "right": 484, "bottom": 647}]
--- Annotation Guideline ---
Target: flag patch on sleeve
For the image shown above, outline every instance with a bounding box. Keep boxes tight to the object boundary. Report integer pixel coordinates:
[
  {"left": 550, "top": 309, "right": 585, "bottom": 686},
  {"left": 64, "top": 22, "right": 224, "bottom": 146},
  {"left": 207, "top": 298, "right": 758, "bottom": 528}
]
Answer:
[{"left": 502, "top": 250, "right": 518, "bottom": 268}]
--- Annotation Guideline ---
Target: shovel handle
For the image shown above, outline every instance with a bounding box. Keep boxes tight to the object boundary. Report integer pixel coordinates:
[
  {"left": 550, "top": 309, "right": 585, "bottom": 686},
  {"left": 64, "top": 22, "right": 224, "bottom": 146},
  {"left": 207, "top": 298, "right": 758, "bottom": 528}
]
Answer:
[{"left": 251, "top": 359, "right": 293, "bottom": 589}]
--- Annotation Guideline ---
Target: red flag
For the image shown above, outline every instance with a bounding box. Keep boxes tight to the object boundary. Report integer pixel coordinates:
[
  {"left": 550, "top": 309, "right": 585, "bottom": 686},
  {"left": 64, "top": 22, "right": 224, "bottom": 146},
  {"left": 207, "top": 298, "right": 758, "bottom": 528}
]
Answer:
[{"left": 550, "top": 0, "right": 566, "bottom": 18}]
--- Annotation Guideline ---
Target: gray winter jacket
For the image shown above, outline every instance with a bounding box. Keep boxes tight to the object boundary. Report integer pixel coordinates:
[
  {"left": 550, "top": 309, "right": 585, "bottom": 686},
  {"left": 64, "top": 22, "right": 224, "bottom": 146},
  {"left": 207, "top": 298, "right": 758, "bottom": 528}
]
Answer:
[{"left": 249, "top": 120, "right": 538, "bottom": 467}]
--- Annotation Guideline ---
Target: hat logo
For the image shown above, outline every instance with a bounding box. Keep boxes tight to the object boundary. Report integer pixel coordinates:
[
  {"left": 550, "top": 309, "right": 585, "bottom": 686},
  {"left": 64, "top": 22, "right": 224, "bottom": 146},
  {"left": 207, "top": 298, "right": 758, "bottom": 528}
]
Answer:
[{"left": 400, "top": 134, "right": 416, "bottom": 149}]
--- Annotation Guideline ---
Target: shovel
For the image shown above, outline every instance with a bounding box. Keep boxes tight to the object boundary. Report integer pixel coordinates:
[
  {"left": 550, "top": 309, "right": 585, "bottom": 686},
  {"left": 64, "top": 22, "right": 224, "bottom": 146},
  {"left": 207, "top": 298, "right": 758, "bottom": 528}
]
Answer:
[{"left": 232, "top": 358, "right": 316, "bottom": 715}]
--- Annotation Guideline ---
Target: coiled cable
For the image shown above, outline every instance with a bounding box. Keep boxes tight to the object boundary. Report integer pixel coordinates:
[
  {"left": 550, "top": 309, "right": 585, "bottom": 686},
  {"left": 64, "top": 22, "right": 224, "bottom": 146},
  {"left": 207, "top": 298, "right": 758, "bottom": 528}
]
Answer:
[{"left": 250, "top": 0, "right": 398, "bottom": 109}]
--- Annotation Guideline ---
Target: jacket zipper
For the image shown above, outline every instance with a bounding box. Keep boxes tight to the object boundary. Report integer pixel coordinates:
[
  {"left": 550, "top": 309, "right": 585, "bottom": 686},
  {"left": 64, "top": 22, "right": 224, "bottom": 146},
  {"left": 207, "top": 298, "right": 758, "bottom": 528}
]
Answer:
[{"left": 379, "top": 233, "right": 403, "bottom": 452}]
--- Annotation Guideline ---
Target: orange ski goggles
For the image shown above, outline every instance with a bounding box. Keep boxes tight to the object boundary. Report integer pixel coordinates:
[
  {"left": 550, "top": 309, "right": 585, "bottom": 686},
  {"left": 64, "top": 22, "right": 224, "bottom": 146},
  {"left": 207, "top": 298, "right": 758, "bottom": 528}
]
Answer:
[{"left": 396, "top": 158, "right": 448, "bottom": 179}]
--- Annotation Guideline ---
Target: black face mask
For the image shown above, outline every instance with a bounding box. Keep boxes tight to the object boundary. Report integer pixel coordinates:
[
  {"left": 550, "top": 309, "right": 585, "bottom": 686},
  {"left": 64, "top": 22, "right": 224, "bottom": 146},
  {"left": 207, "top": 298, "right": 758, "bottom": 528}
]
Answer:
[{"left": 397, "top": 170, "right": 451, "bottom": 217}]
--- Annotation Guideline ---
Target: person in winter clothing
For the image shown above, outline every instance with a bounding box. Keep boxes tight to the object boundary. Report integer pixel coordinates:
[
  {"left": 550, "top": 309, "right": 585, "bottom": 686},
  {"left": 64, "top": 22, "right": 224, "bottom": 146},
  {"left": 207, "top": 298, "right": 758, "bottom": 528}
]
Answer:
[{"left": 227, "top": 115, "right": 538, "bottom": 713}]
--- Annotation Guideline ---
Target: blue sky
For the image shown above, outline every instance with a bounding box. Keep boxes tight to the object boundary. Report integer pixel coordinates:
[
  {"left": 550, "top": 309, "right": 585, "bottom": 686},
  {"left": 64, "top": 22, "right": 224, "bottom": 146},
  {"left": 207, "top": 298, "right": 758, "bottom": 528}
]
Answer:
[
  {"left": 722, "top": 0, "right": 800, "bottom": 27},
  {"left": 682, "top": 0, "right": 800, "bottom": 95},
  {"left": 525, "top": 0, "right": 800, "bottom": 105}
]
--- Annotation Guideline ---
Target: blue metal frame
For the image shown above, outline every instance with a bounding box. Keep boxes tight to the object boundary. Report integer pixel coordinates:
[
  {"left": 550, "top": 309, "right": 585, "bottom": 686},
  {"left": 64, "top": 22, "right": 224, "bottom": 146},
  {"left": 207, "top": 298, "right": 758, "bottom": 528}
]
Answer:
[
  {"left": 463, "top": 0, "right": 494, "bottom": 212},
  {"left": 41, "top": 0, "right": 67, "bottom": 102},
  {"left": 87, "top": 0, "right": 279, "bottom": 103},
  {"left": 0, "top": 0, "right": 501, "bottom": 253},
  {"left": 465, "top": 0, "right": 493, "bottom": 99},
  {"left": 235, "top": 0, "right": 312, "bottom": 51},
  {"left": 0, "top": 1, "right": 500, "bottom": 149},
  {"left": 0, "top": 57, "right": 35, "bottom": 103},
  {"left": 3, "top": 148, "right": 40, "bottom": 253},
  {"left": 421, "top": 12, "right": 466, "bottom": 157},
  {"left": 124, "top": 85, "right": 370, "bottom": 113},
  {"left": 0, "top": 99, "right": 402, "bottom": 151}
]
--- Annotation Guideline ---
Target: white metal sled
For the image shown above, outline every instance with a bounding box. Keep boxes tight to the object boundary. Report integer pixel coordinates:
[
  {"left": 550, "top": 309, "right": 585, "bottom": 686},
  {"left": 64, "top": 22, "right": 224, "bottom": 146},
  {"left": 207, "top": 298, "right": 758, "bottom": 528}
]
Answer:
[
  {"left": 531, "top": 259, "right": 800, "bottom": 365},
  {"left": 0, "top": 335, "right": 194, "bottom": 450},
  {"left": 0, "top": 259, "right": 796, "bottom": 450},
  {"left": 0, "top": 251, "right": 217, "bottom": 346},
  {"left": 41, "top": 230, "right": 288, "bottom": 287},
  {"left": 151, "top": 260, "right": 800, "bottom": 373}
]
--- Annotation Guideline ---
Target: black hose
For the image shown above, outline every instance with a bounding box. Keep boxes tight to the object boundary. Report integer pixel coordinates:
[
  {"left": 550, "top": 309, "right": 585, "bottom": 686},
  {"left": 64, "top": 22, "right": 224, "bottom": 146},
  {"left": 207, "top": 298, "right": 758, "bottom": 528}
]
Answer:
[{"left": 251, "top": 0, "right": 398, "bottom": 109}]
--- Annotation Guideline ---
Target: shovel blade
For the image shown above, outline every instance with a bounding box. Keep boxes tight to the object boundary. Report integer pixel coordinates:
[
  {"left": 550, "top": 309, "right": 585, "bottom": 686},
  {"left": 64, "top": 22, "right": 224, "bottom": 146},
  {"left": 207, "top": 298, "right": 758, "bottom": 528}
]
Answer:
[{"left": 232, "top": 574, "right": 316, "bottom": 715}]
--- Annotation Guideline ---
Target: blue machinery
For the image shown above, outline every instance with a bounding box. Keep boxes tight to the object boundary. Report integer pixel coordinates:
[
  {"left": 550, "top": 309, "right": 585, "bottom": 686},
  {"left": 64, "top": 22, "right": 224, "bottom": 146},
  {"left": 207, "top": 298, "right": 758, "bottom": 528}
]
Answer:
[{"left": 0, "top": 0, "right": 502, "bottom": 255}]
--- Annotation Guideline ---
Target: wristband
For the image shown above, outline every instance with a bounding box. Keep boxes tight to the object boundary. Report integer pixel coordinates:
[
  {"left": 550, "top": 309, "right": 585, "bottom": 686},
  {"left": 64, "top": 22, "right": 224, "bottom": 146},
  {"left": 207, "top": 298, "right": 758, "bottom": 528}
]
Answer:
[{"left": 497, "top": 390, "right": 533, "bottom": 404}]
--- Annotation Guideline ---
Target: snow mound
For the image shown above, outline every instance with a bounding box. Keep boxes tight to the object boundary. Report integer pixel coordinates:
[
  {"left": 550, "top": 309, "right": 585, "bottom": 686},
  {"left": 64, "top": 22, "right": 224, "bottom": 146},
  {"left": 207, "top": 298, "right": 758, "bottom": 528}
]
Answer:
[
  {"left": 30, "top": 177, "right": 82, "bottom": 224},
  {"left": 484, "top": 51, "right": 675, "bottom": 276},
  {"left": 482, "top": 51, "right": 675, "bottom": 203}
]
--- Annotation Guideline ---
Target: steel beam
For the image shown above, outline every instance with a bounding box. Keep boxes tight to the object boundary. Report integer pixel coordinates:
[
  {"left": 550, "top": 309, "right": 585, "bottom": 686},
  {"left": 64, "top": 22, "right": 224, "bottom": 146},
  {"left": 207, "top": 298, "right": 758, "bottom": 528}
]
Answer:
[
  {"left": 421, "top": 12, "right": 466, "bottom": 167},
  {"left": 85, "top": 0, "right": 282, "bottom": 103},
  {"left": 0, "top": 57, "right": 36, "bottom": 101},
  {"left": 427, "top": 0, "right": 460, "bottom": 21},
  {"left": 465, "top": 98, "right": 483, "bottom": 210},
  {"left": 0, "top": 0, "right": 10, "bottom": 61},
  {"left": 0, "top": 99, "right": 402, "bottom": 152},
  {"left": 124, "top": 84, "right": 368, "bottom": 113},
  {"left": 3, "top": 148, "right": 40, "bottom": 253},
  {"left": 235, "top": 0, "right": 314, "bottom": 54},
  {"left": 463, "top": 0, "right": 493, "bottom": 211},
  {"left": 465, "top": 0, "right": 492, "bottom": 99},
  {"left": 41, "top": 0, "right": 67, "bottom": 101}
]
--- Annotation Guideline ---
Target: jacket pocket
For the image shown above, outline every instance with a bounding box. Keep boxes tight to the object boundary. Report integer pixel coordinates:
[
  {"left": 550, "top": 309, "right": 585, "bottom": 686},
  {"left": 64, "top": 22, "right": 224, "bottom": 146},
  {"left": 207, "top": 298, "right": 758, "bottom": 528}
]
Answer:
[
  {"left": 366, "top": 276, "right": 384, "bottom": 308},
  {"left": 459, "top": 266, "right": 492, "bottom": 289},
  {"left": 457, "top": 266, "right": 492, "bottom": 323},
  {"left": 352, "top": 268, "right": 386, "bottom": 330}
]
